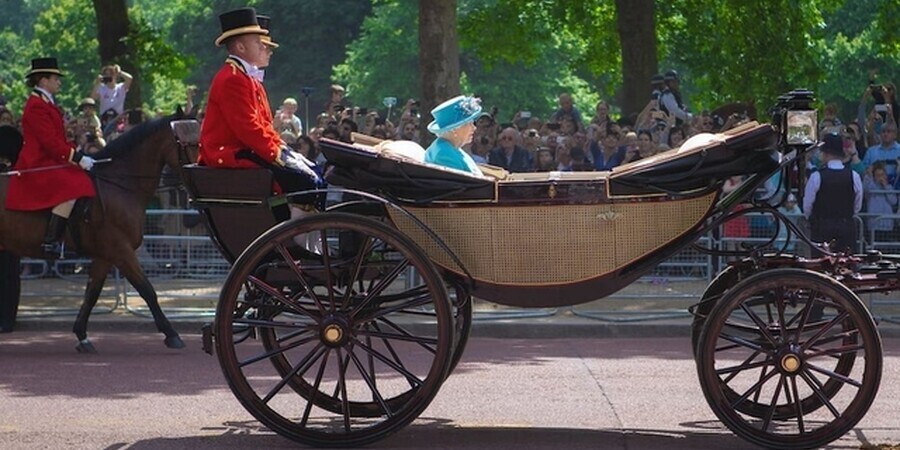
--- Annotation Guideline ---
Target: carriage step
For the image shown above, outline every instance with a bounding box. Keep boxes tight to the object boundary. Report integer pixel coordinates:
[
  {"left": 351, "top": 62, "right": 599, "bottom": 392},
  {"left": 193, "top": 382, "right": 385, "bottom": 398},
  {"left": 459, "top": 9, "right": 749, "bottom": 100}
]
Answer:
[{"left": 201, "top": 323, "right": 214, "bottom": 355}]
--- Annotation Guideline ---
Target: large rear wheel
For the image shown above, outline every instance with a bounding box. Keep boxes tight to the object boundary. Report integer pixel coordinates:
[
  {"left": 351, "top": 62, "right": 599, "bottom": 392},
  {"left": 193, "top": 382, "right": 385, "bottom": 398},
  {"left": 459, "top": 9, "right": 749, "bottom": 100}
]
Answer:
[{"left": 215, "top": 213, "right": 454, "bottom": 447}]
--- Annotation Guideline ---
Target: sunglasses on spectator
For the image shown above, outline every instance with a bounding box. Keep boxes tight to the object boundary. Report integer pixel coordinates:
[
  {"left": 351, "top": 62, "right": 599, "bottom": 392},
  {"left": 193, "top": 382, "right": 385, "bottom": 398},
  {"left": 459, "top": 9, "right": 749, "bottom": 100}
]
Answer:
[
  {"left": 883, "top": 128, "right": 897, "bottom": 134},
  {"left": 500, "top": 136, "right": 515, "bottom": 141}
]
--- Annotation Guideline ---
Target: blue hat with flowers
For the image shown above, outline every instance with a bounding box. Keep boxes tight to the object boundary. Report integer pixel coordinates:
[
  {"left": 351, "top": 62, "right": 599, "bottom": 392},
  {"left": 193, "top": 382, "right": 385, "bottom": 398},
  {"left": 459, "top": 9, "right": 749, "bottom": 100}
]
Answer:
[{"left": 427, "top": 95, "right": 483, "bottom": 135}]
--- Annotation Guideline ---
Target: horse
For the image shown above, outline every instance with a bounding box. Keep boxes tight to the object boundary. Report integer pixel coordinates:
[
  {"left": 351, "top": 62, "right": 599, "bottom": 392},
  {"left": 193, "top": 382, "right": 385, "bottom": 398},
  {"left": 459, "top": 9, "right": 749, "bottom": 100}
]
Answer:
[{"left": 0, "top": 111, "right": 197, "bottom": 352}]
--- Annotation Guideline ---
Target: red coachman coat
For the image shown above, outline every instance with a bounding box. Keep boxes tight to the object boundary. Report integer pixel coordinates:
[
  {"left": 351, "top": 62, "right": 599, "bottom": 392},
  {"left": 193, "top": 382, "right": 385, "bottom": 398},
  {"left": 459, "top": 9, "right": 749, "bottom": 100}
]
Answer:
[
  {"left": 5, "top": 91, "right": 95, "bottom": 211},
  {"left": 199, "top": 57, "right": 283, "bottom": 169}
]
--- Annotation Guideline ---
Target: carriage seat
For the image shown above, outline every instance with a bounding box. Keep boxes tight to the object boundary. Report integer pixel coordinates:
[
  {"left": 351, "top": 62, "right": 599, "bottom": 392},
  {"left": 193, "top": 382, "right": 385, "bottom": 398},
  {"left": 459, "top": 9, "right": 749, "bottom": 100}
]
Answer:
[
  {"left": 172, "top": 119, "right": 281, "bottom": 263},
  {"left": 321, "top": 137, "right": 499, "bottom": 203},
  {"left": 607, "top": 122, "right": 780, "bottom": 196}
]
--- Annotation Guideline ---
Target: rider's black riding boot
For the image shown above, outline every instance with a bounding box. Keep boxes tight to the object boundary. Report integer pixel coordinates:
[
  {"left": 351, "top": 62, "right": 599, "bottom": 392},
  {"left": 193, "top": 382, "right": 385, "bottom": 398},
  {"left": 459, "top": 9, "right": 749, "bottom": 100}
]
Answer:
[{"left": 40, "top": 214, "right": 68, "bottom": 259}]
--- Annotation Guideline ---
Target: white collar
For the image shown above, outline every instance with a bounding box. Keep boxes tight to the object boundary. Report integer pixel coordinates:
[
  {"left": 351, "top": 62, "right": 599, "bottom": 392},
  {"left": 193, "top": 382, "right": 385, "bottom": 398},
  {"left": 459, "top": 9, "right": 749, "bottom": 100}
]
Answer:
[
  {"left": 228, "top": 54, "right": 258, "bottom": 76},
  {"left": 34, "top": 87, "right": 55, "bottom": 104}
]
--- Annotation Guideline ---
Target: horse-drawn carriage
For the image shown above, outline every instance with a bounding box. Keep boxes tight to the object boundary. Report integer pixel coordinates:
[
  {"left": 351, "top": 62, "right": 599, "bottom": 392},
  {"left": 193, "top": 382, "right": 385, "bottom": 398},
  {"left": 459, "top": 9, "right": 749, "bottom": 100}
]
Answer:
[{"left": 175, "top": 90, "right": 894, "bottom": 449}]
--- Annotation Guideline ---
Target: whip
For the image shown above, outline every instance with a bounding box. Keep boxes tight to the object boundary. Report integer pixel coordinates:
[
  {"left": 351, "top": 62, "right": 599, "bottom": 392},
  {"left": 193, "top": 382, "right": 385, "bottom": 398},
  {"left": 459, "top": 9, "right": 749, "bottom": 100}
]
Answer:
[{"left": 1, "top": 158, "right": 112, "bottom": 177}]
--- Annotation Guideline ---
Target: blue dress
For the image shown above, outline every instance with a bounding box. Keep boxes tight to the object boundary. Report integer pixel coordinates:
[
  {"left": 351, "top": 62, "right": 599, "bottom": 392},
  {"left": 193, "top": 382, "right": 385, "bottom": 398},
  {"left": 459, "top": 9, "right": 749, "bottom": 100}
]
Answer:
[{"left": 424, "top": 137, "right": 482, "bottom": 175}]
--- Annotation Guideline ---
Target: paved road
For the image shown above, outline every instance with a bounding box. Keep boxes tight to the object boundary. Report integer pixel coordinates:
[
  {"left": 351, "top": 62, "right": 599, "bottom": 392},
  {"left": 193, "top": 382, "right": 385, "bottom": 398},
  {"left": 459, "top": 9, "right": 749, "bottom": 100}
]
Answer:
[{"left": 1, "top": 332, "right": 898, "bottom": 450}]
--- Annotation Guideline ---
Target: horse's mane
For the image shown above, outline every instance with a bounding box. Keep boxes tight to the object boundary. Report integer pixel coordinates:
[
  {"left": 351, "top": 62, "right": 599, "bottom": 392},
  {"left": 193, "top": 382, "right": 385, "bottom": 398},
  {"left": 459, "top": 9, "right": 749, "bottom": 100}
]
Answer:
[{"left": 92, "top": 115, "right": 174, "bottom": 161}]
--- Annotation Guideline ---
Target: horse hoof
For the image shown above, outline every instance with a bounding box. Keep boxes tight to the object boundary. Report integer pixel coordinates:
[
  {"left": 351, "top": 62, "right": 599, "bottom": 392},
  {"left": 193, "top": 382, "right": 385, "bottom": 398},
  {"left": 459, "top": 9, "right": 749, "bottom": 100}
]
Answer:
[
  {"left": 76, "top": 340, "right": 96, "bottom": 353},
  {"left": 164, "top": 335, "right": 186, "bottom": 349}
]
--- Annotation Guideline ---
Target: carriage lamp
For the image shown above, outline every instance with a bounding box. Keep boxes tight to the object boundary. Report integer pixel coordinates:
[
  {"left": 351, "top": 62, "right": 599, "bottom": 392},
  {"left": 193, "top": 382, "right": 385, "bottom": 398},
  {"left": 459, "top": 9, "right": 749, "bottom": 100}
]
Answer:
[{"left": 774, "top": 89, "right": 818, "bottom": 146}]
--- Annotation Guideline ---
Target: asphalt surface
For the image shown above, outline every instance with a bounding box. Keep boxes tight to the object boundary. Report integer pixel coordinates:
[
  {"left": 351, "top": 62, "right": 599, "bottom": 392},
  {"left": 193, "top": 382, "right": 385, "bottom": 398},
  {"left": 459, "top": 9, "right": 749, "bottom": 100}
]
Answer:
[{"left": 1, "top": 330, "right": 898, "bottom": 450}]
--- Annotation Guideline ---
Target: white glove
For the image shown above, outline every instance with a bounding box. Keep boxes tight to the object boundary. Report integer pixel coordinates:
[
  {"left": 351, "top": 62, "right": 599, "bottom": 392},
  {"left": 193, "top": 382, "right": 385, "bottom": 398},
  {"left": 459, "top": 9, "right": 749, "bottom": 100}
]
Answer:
[
  {"left": 279, "top": 149, "right": 321, "bottom": 183},
  {"left": 79, "top": 155, "right": 95, "bottom": 171}
]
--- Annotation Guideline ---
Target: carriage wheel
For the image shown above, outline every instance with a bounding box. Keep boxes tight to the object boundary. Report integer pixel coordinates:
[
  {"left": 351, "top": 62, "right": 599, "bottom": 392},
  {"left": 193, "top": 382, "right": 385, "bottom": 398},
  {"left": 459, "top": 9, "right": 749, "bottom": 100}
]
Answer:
[
  {"left": 215, "top": 213, "right": 454, "bottom": 447},
  {"left": 691, "top": 265, "right": 746, "bottom": 357},
  {"left": 696, "top": 268, "right": 881, "bottom": 449},
  {"left": 447, "top": 281, "right": 473, "bottom": 376},
  {"left": 325, "top": 200, "right": 471, "bottom": 376}
]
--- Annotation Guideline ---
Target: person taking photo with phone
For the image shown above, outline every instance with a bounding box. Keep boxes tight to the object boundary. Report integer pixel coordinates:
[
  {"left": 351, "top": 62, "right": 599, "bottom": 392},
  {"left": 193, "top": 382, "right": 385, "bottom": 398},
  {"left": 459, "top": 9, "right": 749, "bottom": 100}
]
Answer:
[{"left": 90, "top": 63, "right": 133, "bottom": 116}]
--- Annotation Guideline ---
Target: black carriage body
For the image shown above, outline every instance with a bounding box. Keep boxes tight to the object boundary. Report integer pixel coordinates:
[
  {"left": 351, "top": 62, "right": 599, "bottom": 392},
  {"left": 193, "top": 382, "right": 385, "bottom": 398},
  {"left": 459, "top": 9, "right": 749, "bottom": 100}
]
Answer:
[{"left": 320, "top": 123, "right": 780, "bottom": 307}]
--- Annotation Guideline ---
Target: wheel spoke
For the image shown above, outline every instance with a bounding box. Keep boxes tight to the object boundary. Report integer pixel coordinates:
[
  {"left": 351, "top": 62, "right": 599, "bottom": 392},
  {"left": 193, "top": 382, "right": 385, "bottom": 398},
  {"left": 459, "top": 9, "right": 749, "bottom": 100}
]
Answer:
[
  {"left": 806, "top": 342, "right": 865, "bottom": 360},
  {"left": 356, "top": 328, "right": 439, "bottom": 347},
  {"left": 774, "top": 287, "right": 787, "bottom": 338},
  {"left": 761, "top": 374, "right": 785, "bottom": 432},
  {"left": 792, "top": 290, "right": 817, "bottom": 341},
  {"left": 318, "top": 228, "right": 338, "bottom": 313},
  {"left": 800, "top": 311, "right": 850, "bottom": 352},
  {"left": 239, "top": 333, "right": 319, "bottom": 368},
  {"left": 347, "top": 344, "right": 393, "bottom": 418},
  {"left": 373, "top": 316, "right": 438, "bottom": 354},
  {"left": 790, "top": 375, "right": 805, "bottom": 434},
  {"left": 806, "top": 362, "right": 863, "bottom": 388},
  {"left": 730, "top": 368, "right": 779, "bottom": 408},
  {"left": 349, "top": 258, "right": 412, "bottom": 319},
  {"left": 739, "top": 302, "right": 779, "bottom": 346},
  {"left": 335, "top": 348, "right": 352, "bottom": 432},
  {"left": 799, "top": 369, "right": 841, "bottom": 418},
  {"left": 717, "top": 352, "right": 769, "bottom": 378},
  {"left": 372, "top": 321, "right": 417, "bottom": 389},
  {"left": 300, "top": 348, "right": 331, "bottom": 427},
  {"left": 262, "top": 343, "right": 327, "bottom": 404},
  {"left": 275, "top": 243, "right": 328, "bottom": 314},
  {"left": 352, "top": 337, "right": 424, "bottom": 388},
  {"left": 719, "top": 332, "right": 766, "bottom": 353},
  {"left": 247, "top": 275, "right": 319, "bottom": 320},
  {"left": 356, "top": 294, "right": 434, "bottom": 324},
  {"left": 232, "top": 317, "right": 315, "bottom": 330},
  {"left": 340, "top": 235, "right": 375, "bottom": 310}
]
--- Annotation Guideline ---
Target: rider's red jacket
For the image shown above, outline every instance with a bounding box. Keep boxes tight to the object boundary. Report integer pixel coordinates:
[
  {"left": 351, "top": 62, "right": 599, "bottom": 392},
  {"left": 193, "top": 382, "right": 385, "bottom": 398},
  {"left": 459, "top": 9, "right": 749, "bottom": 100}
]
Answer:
[
  {"left": 5, "top": 91, "right": 95, "bottom": 211},
  {"left": 199, "top": 57, "right": 282, "bottom": 169}
]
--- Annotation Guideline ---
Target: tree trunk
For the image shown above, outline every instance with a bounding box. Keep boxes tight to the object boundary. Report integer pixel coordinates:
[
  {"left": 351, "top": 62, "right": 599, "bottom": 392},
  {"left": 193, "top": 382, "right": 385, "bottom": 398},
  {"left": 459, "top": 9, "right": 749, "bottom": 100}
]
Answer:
[
  {"left": 92, "top": 0, "right": 141, "bottom": 109},
  {"left": 615, "top": 0, "right": 656, "bottom": 119},
  {"left": 419, "top": 0, "right": 460, "bottom": 139}
]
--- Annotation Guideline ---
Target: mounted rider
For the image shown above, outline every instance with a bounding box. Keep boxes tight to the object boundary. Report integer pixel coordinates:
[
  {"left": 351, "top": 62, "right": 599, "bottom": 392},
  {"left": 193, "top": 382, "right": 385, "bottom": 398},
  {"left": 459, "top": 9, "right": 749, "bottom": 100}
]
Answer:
[{"left": 4, "top": 58, "right": 96, "bottom": 259}]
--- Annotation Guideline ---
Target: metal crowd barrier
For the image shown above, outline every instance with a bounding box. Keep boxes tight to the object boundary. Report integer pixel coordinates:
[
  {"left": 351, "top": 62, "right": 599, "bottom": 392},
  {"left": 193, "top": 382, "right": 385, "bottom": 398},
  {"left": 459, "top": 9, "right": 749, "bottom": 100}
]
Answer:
[{"left": 16, "top": 208, "right": 900, "bottom": 325}]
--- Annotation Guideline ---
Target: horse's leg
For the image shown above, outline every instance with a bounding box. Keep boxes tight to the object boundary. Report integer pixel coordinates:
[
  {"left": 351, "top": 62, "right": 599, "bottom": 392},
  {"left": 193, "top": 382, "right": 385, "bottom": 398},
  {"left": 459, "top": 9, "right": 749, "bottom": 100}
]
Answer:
[
  {"left": 73, "top": 260, "right": 111, "bottom": 353},
  {"left": 117, "top": 252, "right": 185, "bottom": 349}
]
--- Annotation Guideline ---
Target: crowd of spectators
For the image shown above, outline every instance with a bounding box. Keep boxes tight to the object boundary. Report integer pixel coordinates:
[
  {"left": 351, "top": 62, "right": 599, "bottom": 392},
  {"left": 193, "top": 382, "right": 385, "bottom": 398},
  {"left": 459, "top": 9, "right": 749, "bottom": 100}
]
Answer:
[{"left": 2, "top": 66, "right": 898, "bottom": 245}]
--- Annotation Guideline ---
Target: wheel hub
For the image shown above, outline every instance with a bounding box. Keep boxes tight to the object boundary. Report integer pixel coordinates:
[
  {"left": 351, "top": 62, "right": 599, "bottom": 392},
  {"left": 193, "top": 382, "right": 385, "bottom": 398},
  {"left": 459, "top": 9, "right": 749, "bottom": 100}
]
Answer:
[
  {"left": 780, "top": 354, "right": 801, "bottom": 373},
  {"left": 776, "top": 344, "right": 804, "bottom": 374},
  {"left": 319, "top": 315, "right": 351, "bottom": 347}
]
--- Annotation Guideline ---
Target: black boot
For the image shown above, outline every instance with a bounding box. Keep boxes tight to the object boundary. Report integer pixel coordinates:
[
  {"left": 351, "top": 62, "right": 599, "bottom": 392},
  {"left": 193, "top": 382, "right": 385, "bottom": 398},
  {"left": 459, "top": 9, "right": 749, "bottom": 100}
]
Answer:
[{"left": 41, "top": 214, "right": 68, "bottom": 259}]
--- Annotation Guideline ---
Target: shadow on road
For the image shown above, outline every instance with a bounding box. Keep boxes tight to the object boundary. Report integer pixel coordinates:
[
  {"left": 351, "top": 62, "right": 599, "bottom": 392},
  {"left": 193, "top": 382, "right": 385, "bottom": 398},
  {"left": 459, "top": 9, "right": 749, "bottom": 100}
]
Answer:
[{"left": 122, "top": 418, "right": 757, "bottom": 450}]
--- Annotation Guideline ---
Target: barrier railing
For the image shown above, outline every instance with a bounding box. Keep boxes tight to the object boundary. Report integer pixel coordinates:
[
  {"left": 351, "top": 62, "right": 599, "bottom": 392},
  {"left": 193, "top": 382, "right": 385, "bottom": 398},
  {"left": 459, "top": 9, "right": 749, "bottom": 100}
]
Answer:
[{"left": 16, "top": 208, "right": 900, "bottom": 324}]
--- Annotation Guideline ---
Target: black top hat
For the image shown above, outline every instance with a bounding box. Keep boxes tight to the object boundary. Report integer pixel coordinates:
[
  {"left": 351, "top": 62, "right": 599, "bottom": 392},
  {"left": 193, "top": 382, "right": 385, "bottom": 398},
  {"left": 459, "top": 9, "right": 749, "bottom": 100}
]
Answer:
[
  {"left": 215, "top": 7, "right": 268, "bottom": 47},
  {"left": 257, "top": 14, "right": 279, "bottom": 48},
  {"left": 650, "top": 73, "right": 664, "bottom": 84},
  {"left": 817, "top": 132, "right": 844, "bottom": 157},
  {"left": 25, "top": 57, "right": 64, "bottom": 79},
  {"left": 664, "top": 70, "right": 679, "bottom": 81}
]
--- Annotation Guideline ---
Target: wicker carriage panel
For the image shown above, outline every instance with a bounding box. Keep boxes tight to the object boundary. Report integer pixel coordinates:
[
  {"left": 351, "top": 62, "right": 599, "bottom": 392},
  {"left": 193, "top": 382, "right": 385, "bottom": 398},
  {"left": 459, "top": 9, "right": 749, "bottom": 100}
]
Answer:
[{"left": 387, "top": 191, "right": 716, "bottom": 285}]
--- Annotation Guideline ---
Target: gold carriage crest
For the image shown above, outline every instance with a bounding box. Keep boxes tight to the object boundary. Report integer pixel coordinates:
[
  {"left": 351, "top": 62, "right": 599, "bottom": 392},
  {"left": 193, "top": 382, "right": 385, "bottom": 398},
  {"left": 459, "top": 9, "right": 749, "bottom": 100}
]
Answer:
[{"left": 596, "top": 210, "right": 622, "bottom": 221}]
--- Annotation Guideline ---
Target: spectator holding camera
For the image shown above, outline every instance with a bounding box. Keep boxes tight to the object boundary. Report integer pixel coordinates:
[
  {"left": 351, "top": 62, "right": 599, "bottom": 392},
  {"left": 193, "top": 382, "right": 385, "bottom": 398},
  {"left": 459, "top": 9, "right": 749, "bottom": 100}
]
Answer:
[
  {"left": 589, "top": 125, "right": 627, "bottom": 171},
  {"left": 90, "top": 63, "right": 133, "bottom": 116},
  {"left": 659, "top": 70, "right": 692, "bottom": 126},
  {"left": 590, "top": 100, "right": 612, "bottom": 130},
  {"left": 551, "top": 93, "right": 584, "bottom": 132},
  {"left": 861, "top": 122, "right": 900, "bottom": 184},
  {"left": 324, "top": 84, "right": 345, "bottom": 120},
  {"left": 864, "top": 161, "right": 897, "bottom": 243},
  {"left": 488, "top": 127, "right": 532, "bottom": 173},
  {"left": 273, "top": 97, "right": 303, "bottom": 137}
]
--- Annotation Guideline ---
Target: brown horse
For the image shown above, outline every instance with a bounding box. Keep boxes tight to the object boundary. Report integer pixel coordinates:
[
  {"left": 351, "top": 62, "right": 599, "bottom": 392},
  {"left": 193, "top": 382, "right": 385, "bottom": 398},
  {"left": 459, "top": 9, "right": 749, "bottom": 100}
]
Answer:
[{"left": 0, "top": 112, "right": 196, "bottom": 352}]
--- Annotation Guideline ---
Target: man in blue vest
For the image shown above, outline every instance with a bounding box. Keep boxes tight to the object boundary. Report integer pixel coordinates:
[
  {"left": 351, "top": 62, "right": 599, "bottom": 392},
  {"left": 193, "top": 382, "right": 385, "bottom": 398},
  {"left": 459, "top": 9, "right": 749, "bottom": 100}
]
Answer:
[{"left": 803, "top": 132, "right": 863, "bottom": 256}]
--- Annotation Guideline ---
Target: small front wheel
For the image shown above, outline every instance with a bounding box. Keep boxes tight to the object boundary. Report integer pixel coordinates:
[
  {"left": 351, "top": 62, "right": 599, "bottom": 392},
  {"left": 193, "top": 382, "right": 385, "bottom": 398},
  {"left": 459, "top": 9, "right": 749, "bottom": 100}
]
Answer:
[{"left": 696, "top": 268, "right": 882, "bottom": 449}]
